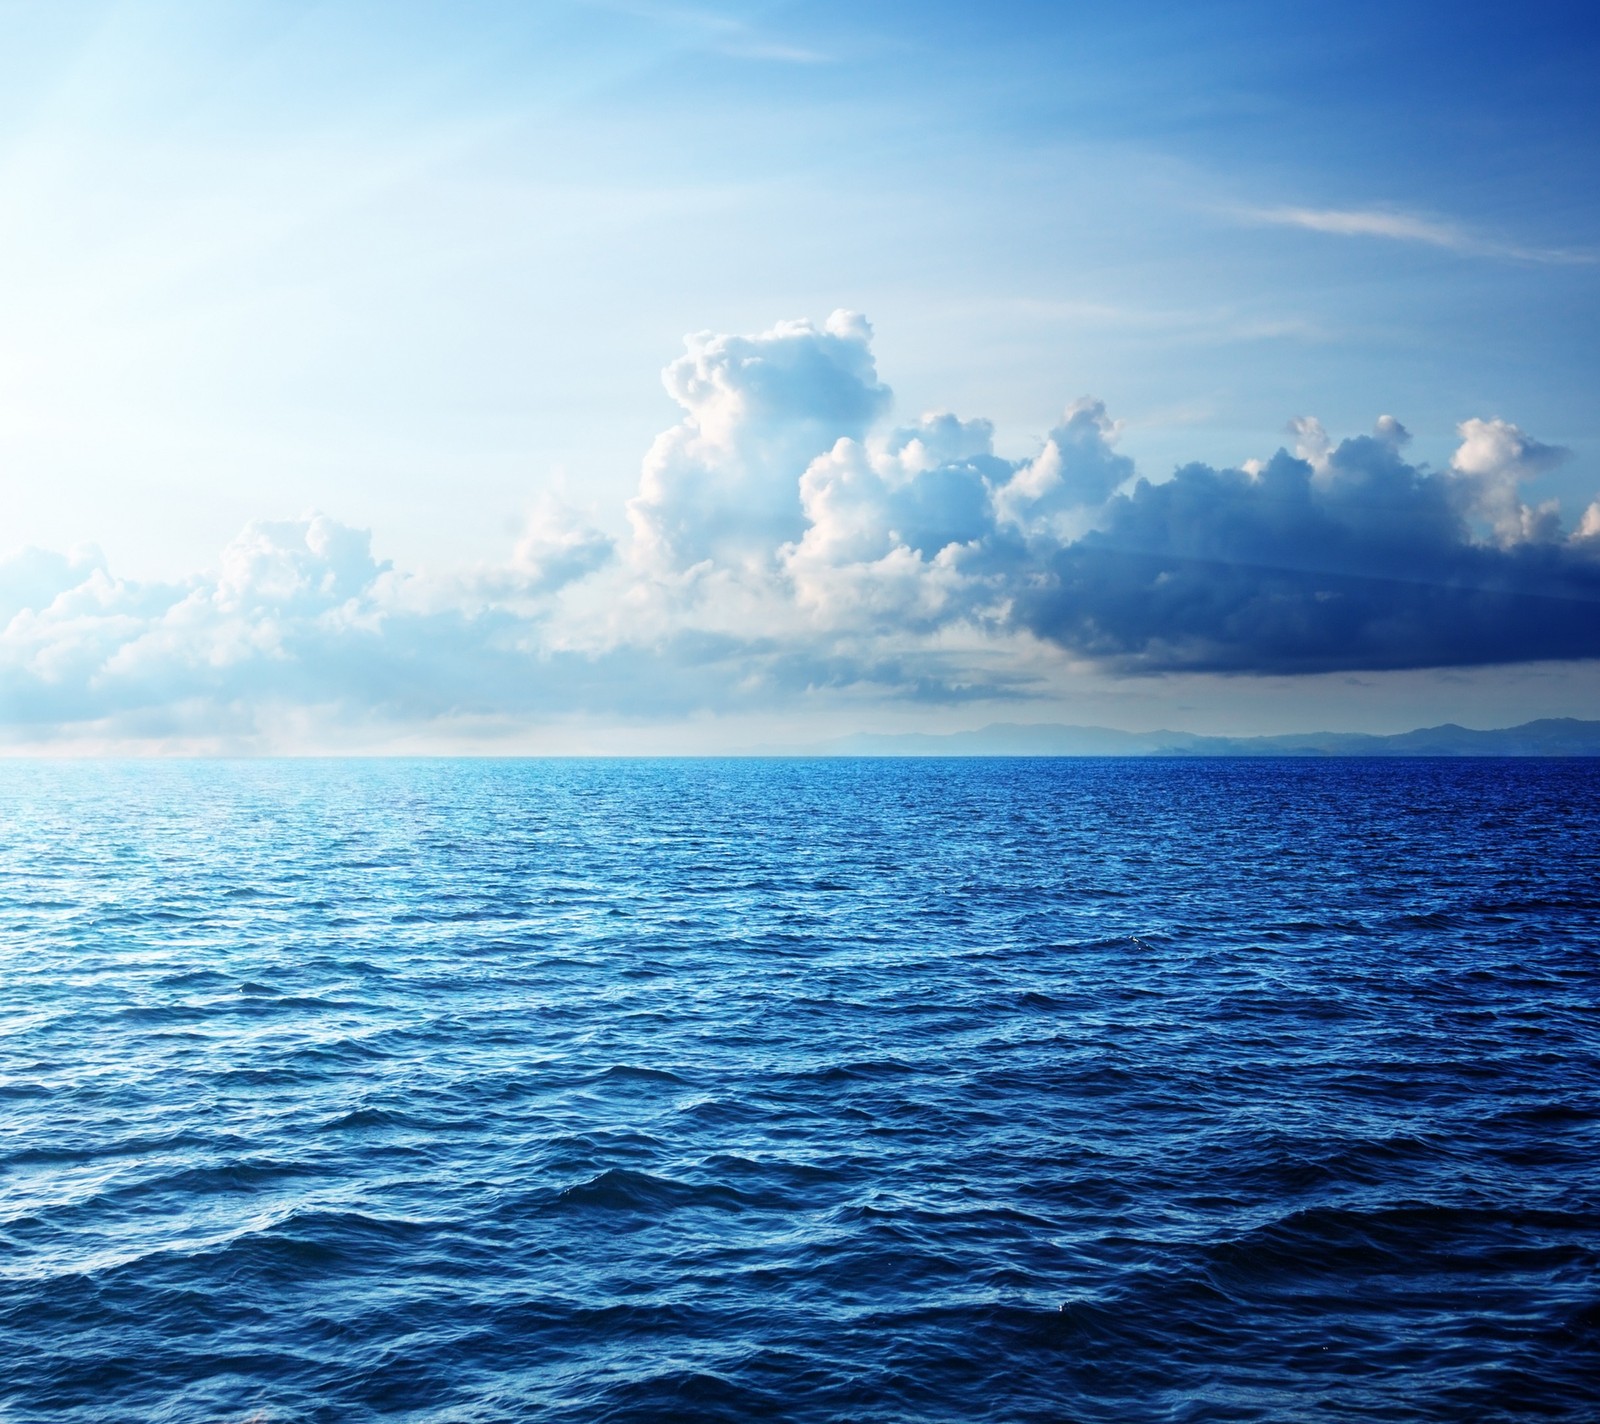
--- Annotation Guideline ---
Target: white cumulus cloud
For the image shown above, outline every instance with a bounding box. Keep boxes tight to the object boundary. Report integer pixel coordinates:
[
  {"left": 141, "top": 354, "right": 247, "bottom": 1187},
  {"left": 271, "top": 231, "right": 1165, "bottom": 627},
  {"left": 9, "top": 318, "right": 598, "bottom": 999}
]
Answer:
[{"left": 4, "top": 311, "right": 1600, "bottom": 748}]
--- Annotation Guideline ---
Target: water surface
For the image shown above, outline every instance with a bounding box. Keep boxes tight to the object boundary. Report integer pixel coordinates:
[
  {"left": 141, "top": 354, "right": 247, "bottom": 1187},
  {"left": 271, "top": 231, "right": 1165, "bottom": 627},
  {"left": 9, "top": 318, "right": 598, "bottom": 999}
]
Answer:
[{"left": 1, "top": 758, "right": 1596, "bottom": 1421}]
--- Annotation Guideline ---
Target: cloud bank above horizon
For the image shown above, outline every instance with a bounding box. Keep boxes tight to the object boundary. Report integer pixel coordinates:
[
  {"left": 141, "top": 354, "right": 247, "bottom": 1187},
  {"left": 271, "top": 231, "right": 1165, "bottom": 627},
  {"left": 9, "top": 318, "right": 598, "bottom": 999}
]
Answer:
[{"left": 4, "top": 311, "right": 1599, "bottom": 751}]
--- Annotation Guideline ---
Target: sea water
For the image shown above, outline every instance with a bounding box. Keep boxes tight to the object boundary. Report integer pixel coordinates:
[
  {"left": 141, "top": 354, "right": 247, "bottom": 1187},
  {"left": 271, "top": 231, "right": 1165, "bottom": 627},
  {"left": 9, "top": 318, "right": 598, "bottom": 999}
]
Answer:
[{"left": 1, "top": 757, "right": 1596, "bottom": 1422}]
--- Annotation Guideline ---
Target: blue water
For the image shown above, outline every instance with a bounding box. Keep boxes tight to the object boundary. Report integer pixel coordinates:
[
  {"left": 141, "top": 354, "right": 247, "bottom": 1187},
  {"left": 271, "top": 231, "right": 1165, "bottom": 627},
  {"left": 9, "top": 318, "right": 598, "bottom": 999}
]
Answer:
[{"left": 2, "top": 758, "right": 1597, "bottom": 1423}]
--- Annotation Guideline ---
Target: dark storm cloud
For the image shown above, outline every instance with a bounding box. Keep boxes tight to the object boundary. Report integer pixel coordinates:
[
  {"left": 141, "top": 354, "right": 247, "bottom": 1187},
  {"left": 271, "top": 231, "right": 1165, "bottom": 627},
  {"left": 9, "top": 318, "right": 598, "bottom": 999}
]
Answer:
[{"left": 1010, "top": 437, "right": 1600, "bottom": 673}]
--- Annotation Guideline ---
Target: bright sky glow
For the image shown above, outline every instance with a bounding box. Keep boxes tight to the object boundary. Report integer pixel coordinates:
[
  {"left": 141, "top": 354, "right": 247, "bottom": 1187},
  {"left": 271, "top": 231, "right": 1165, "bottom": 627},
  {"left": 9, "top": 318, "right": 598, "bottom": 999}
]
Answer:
[{"left": 2, "top": 0, "right": 1598, "bottom": 750}]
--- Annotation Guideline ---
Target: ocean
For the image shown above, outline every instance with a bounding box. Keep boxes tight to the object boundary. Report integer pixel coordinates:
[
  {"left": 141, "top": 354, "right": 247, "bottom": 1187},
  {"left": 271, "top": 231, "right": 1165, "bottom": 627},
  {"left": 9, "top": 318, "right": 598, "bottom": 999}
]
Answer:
[{"left": 1, "top": 757, "right": 1596, "bottom": 1422}]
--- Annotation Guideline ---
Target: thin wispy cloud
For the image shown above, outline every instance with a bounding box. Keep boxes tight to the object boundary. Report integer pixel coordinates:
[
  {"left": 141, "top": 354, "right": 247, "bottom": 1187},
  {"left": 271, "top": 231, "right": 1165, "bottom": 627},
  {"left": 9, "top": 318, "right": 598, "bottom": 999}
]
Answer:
[
  {"left": 1245, "top": 205, "right": 1596, "bottom": 265},
  {"left": 581, "top": 0, "right": 830, "bottom": 62},
  {"left": 712, "top": 39, "right": 831, "bottom": 63}
]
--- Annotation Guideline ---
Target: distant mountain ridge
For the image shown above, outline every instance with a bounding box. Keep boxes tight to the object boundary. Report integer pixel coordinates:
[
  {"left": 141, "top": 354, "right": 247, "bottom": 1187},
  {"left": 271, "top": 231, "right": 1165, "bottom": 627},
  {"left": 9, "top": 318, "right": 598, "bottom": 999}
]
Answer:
[{"left": 819, "top": 718, "right": 1600, "bottom": 757}]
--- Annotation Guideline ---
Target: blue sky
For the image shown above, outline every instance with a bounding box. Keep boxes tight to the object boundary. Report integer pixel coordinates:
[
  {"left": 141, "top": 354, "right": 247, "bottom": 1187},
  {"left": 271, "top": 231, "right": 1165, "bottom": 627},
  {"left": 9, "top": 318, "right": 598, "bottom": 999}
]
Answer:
[{"left": 1, "top": 0, "right": 1598, "bottom": 750}]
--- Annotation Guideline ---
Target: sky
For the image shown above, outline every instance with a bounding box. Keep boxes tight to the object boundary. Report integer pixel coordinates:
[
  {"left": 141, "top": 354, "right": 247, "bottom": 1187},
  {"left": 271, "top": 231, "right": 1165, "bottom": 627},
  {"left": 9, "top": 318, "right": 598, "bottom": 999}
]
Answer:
[{"left": 1, "top": 0, "right": 1598, "bottom": 752}]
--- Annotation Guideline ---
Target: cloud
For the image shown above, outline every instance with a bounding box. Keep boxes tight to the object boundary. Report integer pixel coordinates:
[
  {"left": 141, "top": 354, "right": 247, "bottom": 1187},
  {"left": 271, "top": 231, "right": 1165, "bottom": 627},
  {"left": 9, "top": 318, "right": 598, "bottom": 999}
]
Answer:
[
  {"left": 1013, "top": 422, "right": 1600, "bottom": 673},
  {"left": 627, "top": 310, "right": 890, "bottom": 577},
  {"left": 1245, "top": 206, "right": 1596, "bottom": 265},
  {"left": 0, "top": 516, "right": 592, "bottom": 744},
  {"left": 483, "top": 499, "right": 616, "bottom": 599},
  {"left": 0, "top": 546, "right": 111, "bottom": 626},
  {"left": 4, "top": 310, "right": 1599, "bottom": 746},
  {"left": 753, "top": 358, "right": 1599, "bottom": 675}
]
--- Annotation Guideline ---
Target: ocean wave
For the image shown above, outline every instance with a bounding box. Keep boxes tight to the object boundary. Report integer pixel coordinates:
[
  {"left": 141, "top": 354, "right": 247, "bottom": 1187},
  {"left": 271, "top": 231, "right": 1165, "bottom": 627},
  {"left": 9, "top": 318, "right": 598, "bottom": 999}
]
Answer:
[{"left": 2, "top": 757, "right": 1597, "bottom": 1422}]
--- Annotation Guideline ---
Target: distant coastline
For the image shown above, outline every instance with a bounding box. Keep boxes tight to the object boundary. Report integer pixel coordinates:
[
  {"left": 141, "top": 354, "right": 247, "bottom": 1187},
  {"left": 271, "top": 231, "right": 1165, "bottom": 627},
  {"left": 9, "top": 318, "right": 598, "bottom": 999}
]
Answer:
[{"left": 810, "top": 717, "right": 1600, "bottom": 758}]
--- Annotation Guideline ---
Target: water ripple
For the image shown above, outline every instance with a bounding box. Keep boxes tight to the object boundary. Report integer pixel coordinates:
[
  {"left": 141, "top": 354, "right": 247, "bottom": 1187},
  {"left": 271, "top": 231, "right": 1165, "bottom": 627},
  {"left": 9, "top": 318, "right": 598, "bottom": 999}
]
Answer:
[{"left": 0, "top": 757, "right": 1597, "bottom": 1421}]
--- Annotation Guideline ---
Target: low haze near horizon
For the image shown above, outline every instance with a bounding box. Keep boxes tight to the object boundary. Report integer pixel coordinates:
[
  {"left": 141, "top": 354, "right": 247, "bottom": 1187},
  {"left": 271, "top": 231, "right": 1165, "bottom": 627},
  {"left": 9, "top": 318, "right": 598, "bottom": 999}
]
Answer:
[{"left": 3, "top": 0, "right": 1599, "bottom": 752}]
